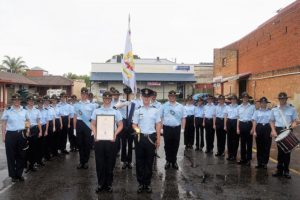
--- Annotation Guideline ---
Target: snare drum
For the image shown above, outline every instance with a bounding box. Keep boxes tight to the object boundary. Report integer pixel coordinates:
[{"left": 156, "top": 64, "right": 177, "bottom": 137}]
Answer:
[{"left": 275, "top": 129, "right": 300, "bottom": 153}]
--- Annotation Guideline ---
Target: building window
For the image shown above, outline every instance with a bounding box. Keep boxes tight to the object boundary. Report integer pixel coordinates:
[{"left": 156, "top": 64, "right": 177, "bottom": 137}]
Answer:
[{"left": 222, "top": 58, "right": 227, "bottom": 67}]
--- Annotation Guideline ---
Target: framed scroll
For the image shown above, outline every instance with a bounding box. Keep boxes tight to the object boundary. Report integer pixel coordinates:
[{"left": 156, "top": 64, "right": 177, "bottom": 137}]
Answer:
[{"left": 96, "top": 115, "right": 115, "bottom": 141}]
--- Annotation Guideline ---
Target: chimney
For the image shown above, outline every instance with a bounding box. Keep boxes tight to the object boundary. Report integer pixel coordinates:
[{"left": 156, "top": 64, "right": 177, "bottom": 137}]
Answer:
[{"left": 156, "top": 57, "right": 160, "bottom": 61}]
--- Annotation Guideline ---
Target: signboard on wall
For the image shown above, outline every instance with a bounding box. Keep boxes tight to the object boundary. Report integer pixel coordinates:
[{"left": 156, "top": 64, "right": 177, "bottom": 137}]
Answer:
[
  {"left": 147, "top": 82, "right": 161, "bottom": 86},
  {"left": 174, "top": 66, "right": 190, "bottom": 71}
]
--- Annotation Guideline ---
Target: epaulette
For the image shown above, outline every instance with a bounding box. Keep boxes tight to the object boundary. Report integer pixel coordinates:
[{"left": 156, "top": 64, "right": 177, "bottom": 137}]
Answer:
[
  {"left": 137, "top": 106, "right": 141, "bottom": 109},
  {"left": 6, "top": 106, "right": 11, "bottom": 110},
  {"left": 113, "top": 106, "right": 117, "bottom": 110}
]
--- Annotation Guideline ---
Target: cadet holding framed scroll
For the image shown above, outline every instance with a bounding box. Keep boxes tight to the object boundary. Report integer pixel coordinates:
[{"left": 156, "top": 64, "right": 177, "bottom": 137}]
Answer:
[
  {"left": 96, "top": 115, "right": 115, "bottom": 141},
  {"left": 90, "top": 91, "right": 123, "bottom": 193}
]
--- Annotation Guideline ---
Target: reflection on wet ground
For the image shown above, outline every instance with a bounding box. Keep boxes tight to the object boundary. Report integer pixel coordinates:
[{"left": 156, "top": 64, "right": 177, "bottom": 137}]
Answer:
[{"left": 0, "top": 129, "right": 300, "bottom": 200}]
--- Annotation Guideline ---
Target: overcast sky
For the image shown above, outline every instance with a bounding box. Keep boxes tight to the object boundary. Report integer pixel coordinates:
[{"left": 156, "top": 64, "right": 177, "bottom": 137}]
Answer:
[{"left": 0, "top": 0, "right": 295, "bottom": 75}]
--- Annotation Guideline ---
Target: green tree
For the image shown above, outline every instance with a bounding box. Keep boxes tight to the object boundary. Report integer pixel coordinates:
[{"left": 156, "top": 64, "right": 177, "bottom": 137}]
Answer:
[
  {"left": 63, "top": 73, "right": 90, "bottom": 87},
  {"left": 1, "top": 56, "right": 28, "bottom": 74}
]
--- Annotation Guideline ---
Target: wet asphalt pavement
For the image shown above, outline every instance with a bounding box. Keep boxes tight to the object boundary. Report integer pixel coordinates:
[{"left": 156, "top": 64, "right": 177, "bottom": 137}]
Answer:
[{"left": 0, "top": 128, "right": 300, "bottom": 200}]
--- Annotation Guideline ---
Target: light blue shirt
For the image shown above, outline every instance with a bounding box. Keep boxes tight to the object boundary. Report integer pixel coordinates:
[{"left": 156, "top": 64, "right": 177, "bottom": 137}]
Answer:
[
  {"left": 151, "top": 100, "right": 162, "bottom": 110},
  {"left": 195, "top": 105, "right": 204, "bottom": 118},
  {"left": 58, "top": 102, "right": 71, "bottom": 116},
  {"left": 224, "top": 104, "right": 239, "bottom": 119},
  {"left": 133, "top": 105, "right": 161, "bottom": 134},
  {"left": 132, "top": 98, "right": 143, "bottom": 109},
  {"left": 119, "top": 101, "right": 135, "bottom": 119},
  {"left": 38, "top": 107, "right": 49, "bottom": 125},
  {"left": 111, "top": 99, "right": 119, "bottom": 108},
  {"left": 161, "top": 102, "right": 186, "bottom": 126},
  {"left": 238, "top": 103, "right": 255, "bottom": 122},
  {"left": 26, "top": 107, "right": 41, "bottom": 126},
  {"left": 252, "top": 108, "right": 271, "bottom": 125},
  {"left": 270, "top": 105, "right": 299, "bottom": 128},
  {"left": 185, "top": 104, "right": 195, "bottom": 116},
  {"left": 91, "top": 106, "right": 122, "bottom": 130},
  {"left": 204, "top": 103, "right": 216, "bottom": 119},
  {"left": 2, "top": 106, "right": 29, "bottom": 131},
  {"left": 69, "top": 104, "right": 75, "bottom": 118},
  {"left": 215, "top": 104, "right": 227, "bottom": 118},
  {"left": 45, "top": 106, "right": 55, "bottom": 121},
  {"left": 74, "top": 100, "right": 95, "bottom": 127},
  {"left": 52, "top": 104, "right": 61, "bottom": 119}
]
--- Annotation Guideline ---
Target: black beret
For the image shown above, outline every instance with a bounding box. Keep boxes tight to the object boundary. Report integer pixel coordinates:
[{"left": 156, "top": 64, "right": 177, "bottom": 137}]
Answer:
[
  {"left": 278, "top": 92, "right": 288, "bottom": 99},
  {"left": 43, "top": 95, "right": 50, "bottom": 101},
  {"left": 257, "top": 96, "right": 270, "bottom": 103},
  {"left": 71, "top": 94, "right": 77, "bottom": 99},
  {"left": 27, "top": 95, "right": 34, "bottom": 101},
  {"left": 168, "top": 90, "right": 177, "bottom": 95},
  {"left": 11, "top": 93, "right": 21, "bottom": 100},
  {"left": 123, "top": 86, "right": 132, "bottom": 94},
  {"left": 218, "top": 95, "right": 225, "bottom": 99},
  {"left": 102, "top": 91, "right": 112, "bottom": 98},
  {"left": 141, "top": 88, "right": 153, "bottom": 97},
  {"left": 81, "top": 87, "right": 88, "bottom": 94}
]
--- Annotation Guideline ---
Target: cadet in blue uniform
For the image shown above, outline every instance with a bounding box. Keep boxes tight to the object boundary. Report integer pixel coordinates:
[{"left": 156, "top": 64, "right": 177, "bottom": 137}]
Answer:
[
  {"left": 237, "top": 92, "right": 255, "bottom": 166},
  {"left": 270, "top": 92, "right": 299, "bottom": 178},
  {"left": 68, "top": 95, "right": 78, "bottom": 152},
  {"left": 184, "top": 95, "right": 195, "bottom": 150},
  {"left": 132, "top": 88, "right": 142, "bottom": 109},
  {"left": 74, "top": 87, "right": 95, "bottom": 169},
  {"left": 111, "top": 89, "right": 121, "bottom": 108},
  {"left": 1, "top": 94, "right": 30, "bottom": 182},
  {"left": 203, "top": 95, "right": 216, "bottom": 153},
  {"left": 132, "top": 88, "right": 161, "bottom": 193},
  {"left": 51, "top": 95, "right": 62, "bottom": 156},
  {"left": 252, "top": 97, "right": 272, "bottom": 169},
  {"left": 43, "top": 95, "right": 55, "bottom": 159},
  {"left": 194, "top": 96, "right": 205, "bottom": 151},
  {"left": 224, "top": 94, "right": 239, "bottom": 161},
  {"left": 90, "top": 91, "right": 123, "bottom": 193},
  {"left": 151, "top": 91, "right": 162, "bottom": 111},
  {"left": 161, "top": 90, "right": 186, "bottom": 170},
  {"left": 214, "top": 95, "right": 227, "bottom": 156},
  {"left": 58, "top": 92, "right": 71, "bottom": 154},
  {"left": 26, "top": 96, "right": 42, "bottom": 172},
  {"left": 37, "top": 97, "right": 50, "bottom": 165},
  {"left": 118, "top": 87, "right": 136, "bottom": 169}
]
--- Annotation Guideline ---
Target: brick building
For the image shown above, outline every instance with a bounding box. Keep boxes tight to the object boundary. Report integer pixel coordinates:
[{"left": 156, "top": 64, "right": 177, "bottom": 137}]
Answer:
[{"left": 213, "top": 0, "right": 300, "bottom": 111}]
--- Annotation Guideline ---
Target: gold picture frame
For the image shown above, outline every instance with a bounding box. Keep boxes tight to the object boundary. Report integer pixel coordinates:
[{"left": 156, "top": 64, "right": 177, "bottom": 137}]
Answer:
[{"left": 96, "top": 115, "right": 115, "bottom": 141}]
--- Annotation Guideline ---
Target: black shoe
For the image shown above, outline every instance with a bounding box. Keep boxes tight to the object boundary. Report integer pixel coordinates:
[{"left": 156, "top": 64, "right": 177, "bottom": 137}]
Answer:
[
  {"left": 62, "top": 150, "right": 69, "bottom": 154},
  {"left": 255, "top": 164, "right": 263, "bottom": 169},
  {"left": 272, "top": 171, "right": 283, "bottom": 177},
  {"left": 215, "top": 152, "right": 221, "bottom": 157},
  {"left": 122, "top": 162, "right": 127, "bottom": 169},
  {"left": 185, "top": 146, "right": 189, "bottom": 150},
  {"left": 18, "top": 176, "right": 25, "bottom": 182},
  {"left": 144, "top": 185, "right": 152, "bottom": 193},
  {"left": 226, "top": 157, "right": 231, "bottom": 161},
  {"left": 237, "top": 160, "right": 247, "bottom": 165},
  {"left": 127, "top": 163, "right": 133, "bottom": 169},
  {"left": 205, "top": 150, "right": 211, "bottom": 153},
  {"left": 283, "top": 172, "right": 291, "bottom": 179},
  {"left": 262, "top": 164, "right": 268, "bottom": 169},
  {"left": 77, "top": 163, "right": 83, "bottom": 169},
  {"left": 82, "top": 163, "right": 89, "bottom": 169},
  {"left": 172, "top": 162, "right": 179, "bottom": 170},
  {"left": 189, "top": 145, "right": 193, "bottom": 150},
  {"left": 165, "top": 162, "right": 171, "bottom": 170},
  {"left": 106, "top": 186, "right": 113, "bottom": 193},
  {"left": 11, "top": 178, "right": 18, "bottom": 183},
  {"left": 195, "top": 147, "right": 200, "bottom": 151},
  {"left": 95, "top": 185, "right": 105, "bottom": 193},
  {"left": 137, "top": 184, "right": 144, "bottom": 193}
]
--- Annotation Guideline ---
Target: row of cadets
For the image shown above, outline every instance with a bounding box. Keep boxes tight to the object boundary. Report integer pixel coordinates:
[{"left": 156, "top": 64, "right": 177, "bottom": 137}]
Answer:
[
  {"left": 91, "top": 91, "right": 123, "bottom": 193},
  {"left": 1, "top": 94, "right": 30, "bottom": 182},
  {"left": 161, "top": 90, "right": 186, "bottom": 170},
  {"left": 74, "top": 87, "right": 96, "bottom": 169}
]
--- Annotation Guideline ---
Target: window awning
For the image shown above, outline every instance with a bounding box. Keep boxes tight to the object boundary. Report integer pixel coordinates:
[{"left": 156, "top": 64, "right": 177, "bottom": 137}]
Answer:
[{"left": 213, "top": 72, "right": 251, "bottom": 83}]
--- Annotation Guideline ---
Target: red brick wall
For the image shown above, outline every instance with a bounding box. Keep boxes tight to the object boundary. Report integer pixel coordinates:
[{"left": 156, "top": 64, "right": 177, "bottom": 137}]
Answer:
[{"left": 224, "top": 1, "right": 300, "bottom": 74}]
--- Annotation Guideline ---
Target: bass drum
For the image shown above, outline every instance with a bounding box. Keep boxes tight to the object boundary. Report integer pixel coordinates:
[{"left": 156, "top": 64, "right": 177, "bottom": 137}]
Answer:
[{"left": 275, "top": 129, "right": 300, "bottom": 153}]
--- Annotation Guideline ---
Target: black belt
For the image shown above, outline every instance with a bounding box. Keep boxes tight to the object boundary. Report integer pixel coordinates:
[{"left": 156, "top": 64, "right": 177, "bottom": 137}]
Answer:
[
  {"left": 228, "top": 118, "right": 237, "bottom": 121},
  {"left": 164, "top": 125, "right": 181, "bottom": 128},
  {"left": 30, "top": 125, "right": 38, "bottom": 129},
  {"left": 205, "top": 118, "right": 213, "bottom": 120},
  {"left": 7, "top": 129, "right": 25, "bottom": 134},
  {"left": 240, "top": 121, "right": 251, "bottom": 123},
  {"left": 257, "top": 123, "right": 270, "bottom": 126},
  {"left": 187, "top": 115, "right": 194, "bottom": 117},
  {"left": 141, "top": 132, "right": 156, "bottom": 136},
  {"left": 62, "top": 115, "right": 69, "bottom": 118},
  {"left": 216, "top": 117, "right": 224, "bottom": 120}
]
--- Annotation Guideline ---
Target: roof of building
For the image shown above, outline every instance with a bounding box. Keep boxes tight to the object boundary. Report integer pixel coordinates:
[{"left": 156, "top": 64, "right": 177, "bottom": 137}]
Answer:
[
  {"left": 98, "top": 58, "right": 176, "bottom": 65},
  {"left": 27, "top": 76, "right": 73, "bottom": 86},
  {"left": 91, "top": 72, "right": 196, "bottom": 82},
  {"left": 31, "top": 66, "right": 47, "bottom": 71},
  {"left": 0, "top": 72, "right": 37, "bottom": 85}
]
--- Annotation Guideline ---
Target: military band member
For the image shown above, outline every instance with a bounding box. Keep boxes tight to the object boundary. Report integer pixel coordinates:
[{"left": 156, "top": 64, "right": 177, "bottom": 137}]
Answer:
[
  {"left": 194, "top": 96, "right": 205, "bottom": 151},
  {"left": 252, "top": 97, "right": 272, "bottom": 169},
  {"left": 224, "top": 94, "right": 239, "bottom": 161},
  {"left": 184, "top": 95, "right": 195, "bottom": 150},
  {"left": 91, "top": 91, "right": 123, "bottom": 193},
  {"left": 237, "top": 92, "right": 255, "bottom": 166},
  {"left": 203, "top": 95, "right": 216, "bottom": 153},
  {"left": 58, "top": 92, "right": 71, "bottom": 154},
  {"left": 26, "top": 96, "right": 42, "bottom": 172},
  {"left": 214, "top": 95, "right": 227, "bottom": 156},
  {"left": 51, "top": 95, "right": 62, "bottom": 156},
  {"left": 161, "top": 90, "right": 186, "bottom": 170},
  {"left": 74, "top": 87, "right": 95, "bottom": 169},
  {"left": 270, "top": 92, "right": 299, "bottom": 178},
  {"left": 1, "top": 94, "right": 30, "bottom": 182},
  {"left": 132, "top": 88, "right": 161, "bottom": 193}
]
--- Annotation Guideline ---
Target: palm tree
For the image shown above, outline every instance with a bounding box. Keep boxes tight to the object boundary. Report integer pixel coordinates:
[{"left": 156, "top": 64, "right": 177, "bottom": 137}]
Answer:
[{"left": 1, "top": 55, "right": 28, "bottom": 74}]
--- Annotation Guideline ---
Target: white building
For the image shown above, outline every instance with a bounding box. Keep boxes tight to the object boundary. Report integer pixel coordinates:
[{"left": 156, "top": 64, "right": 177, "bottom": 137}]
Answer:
[{"left": 90, "top": 57, "right": 196, "bottom": 100}]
